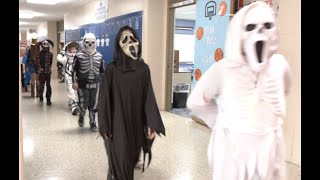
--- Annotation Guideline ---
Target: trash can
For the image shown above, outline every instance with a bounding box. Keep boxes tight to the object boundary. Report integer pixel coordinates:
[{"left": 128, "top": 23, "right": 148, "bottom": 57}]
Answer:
[{"left": 172, "top": 83, "right": 190, "bottom": 108}]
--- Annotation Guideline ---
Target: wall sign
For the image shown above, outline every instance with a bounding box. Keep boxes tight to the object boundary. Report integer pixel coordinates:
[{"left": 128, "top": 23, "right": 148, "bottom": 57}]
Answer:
[{"left": 95, "top": 0, "right": 109, "bottom": 20}]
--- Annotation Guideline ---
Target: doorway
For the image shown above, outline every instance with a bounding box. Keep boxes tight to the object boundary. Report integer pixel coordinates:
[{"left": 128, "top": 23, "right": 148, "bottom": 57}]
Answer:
[{"left": 166, "top": 3, "right": 196, "bottom": 118}]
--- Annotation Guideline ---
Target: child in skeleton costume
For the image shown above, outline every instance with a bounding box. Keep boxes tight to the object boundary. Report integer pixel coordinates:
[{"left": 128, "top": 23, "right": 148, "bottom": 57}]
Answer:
[
  {"left": 35, "top": 39, "right": 54, "bottom": 105},
  {"left": 57, "top": 42, "right": 80, "bottom": 115},
  {"left": 187, "top": 2, "right": 291, "bottom": 180},
  {"left": 72, "top": 33, "right": 104, "bottom": 132},
  {"left": 26, "top": 37, "right": 40, "bottom": 97}
]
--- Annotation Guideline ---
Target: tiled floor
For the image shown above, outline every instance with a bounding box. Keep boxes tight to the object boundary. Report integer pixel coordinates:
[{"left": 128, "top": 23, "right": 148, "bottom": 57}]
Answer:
[
  {"left": 169, "top": 108, "right": 192, "bottom": 118},
  {"left": 22, "top": 78, "right": 212, "bottom": 180}
]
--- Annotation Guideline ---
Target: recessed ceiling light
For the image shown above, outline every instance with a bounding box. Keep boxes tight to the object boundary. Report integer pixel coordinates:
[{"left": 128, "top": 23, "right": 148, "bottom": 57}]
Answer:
[{"left": 27, "top": 0, "right": 57, "bottom": 5}]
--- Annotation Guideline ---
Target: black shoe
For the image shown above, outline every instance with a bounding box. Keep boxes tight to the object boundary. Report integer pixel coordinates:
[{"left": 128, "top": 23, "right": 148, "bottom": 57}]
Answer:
[
  {"left": 72, "top": 108, "right": 79, "bottom": 115},
  {"left": 90, "top": 123, "right": 98, "bottom": 132},
  {"left": 47, "top": 98, "right": 51, "bottom": 105},
  {"left": 78, "top": 116, "right": 84, "bottom": 127},
  {"left": 40, "top": 97, "right": 43, "bottom": 101}
]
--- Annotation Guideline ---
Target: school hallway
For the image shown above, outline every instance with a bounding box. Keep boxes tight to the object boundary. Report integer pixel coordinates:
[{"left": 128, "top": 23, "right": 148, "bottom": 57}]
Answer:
[{"left": 21, "top": 78, "right": 213, "bottom": 180}]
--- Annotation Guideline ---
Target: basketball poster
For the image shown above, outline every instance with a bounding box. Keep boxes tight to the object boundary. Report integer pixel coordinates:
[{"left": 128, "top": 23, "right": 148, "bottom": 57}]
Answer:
[{"left": 192, "top": 0, "right": 230, "bottom": 88}]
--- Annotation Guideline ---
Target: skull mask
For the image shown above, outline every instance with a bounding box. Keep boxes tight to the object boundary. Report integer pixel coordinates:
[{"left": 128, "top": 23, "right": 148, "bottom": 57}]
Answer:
[
  {"left": 82, "top": 33, "right": 96, "bottom": 55},
  {"left": 42, "top": 40, "right": 50, "bottom": 48},
  {"left": 119, "top": 29, "right": 139, "bottom": 60},
  {"left": 242, "top": 3, "right": 278, "bottom": 73}
]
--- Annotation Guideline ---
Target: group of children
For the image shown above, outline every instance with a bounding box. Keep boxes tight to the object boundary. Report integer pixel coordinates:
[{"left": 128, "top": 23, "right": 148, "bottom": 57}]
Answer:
[{"left": 21, "top": 37, "right": 54, "bottom": 105}]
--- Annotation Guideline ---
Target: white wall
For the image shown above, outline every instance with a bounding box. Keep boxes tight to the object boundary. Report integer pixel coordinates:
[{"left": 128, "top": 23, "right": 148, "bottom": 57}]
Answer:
[
  {"left": 278, "top": 0, "right": 301, "bottom": 165},
  {"left": 37, "top": 21, "right": 48, "bottom": 37},
  {"left": 47, "top": 21, "right": 58, "bottom": 78},
  {"left": 64, "top": 0, "right": 143, "bottom": 29},
  {"left": 142, "top": 0, "right": 168, "bottom": 110},
  {"left": 64, "top": 0, "right": 168, "bottom": 110}
]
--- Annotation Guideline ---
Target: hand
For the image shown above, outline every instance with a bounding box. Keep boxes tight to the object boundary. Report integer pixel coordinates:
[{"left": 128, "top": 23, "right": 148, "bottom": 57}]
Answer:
[
  {"left": 102, "top": 133, "right": 112, "bottom": 140},
  {"left": 72, "top": 83, "right": 79, "bottom": 90},
  {"left": 147, "top": 127, "right": 156, "bottom": 140},
  {"left": 39, "top": 68, "right": 44, "bottom": 72}
]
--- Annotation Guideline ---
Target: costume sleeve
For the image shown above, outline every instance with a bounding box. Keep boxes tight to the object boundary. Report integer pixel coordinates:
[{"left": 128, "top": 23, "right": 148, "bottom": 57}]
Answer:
[
  {"left": 98, "top": 65, "right": 113, "bottom": 138},
  {"left": 50, "top": 53, "right": 53, "bottom": 67},
  {"left": 100, "top": 58, "right": 105, "bottom": 74},
  {"left": 144, "top": 65, "right": 166, "bottom": 136},
  {"left": 26, "top": 49, "right": 31, "bottom": 64},
  {"left": 57, "top": 53, "right": 67, "bottom": 65},
  {"left": 72, "top": 56, "right": 79, "bottom": 83},
  {"left": 21, "top": 54, "right": 27, "bottom": 64},
  {"left": 187, "top": 62, "right": 222, "bottom": 129}
]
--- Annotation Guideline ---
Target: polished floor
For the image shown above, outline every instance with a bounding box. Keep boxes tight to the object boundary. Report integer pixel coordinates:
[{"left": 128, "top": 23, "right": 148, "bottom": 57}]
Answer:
[{"left": 22, "top": 78, "right": 213, "bottom": 180}]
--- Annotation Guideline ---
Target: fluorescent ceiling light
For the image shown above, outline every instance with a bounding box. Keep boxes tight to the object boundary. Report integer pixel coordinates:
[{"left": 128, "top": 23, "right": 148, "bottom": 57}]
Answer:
[
  {"left": 19, "top": 21, "right": 29, "bottom": 25},
  {"left": 27, "top": 0, "right": 57, "bottom": 5},
  {"left": 19, "top": 11, "right": 35, "bottom": 19}
]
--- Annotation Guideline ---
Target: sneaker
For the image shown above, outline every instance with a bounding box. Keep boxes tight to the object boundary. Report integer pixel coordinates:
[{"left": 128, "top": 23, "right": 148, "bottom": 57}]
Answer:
[
  {"left": 72, "top": 108, "right": 79, "bottom": 116},
  {"left": 78, "top": 116, "right": 84, "bottom": 127},
  {"left": 90, "top": 123, "right": 98, "bottom": 132}
]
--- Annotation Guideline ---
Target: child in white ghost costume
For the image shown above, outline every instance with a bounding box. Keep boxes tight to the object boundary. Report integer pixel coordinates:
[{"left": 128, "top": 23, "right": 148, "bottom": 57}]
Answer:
[
  {"left": 187, "top": 2, "right": 291, "bottom": 180},
  {"left": 57, "top": 42, "right": 80, "bottom": 115}
]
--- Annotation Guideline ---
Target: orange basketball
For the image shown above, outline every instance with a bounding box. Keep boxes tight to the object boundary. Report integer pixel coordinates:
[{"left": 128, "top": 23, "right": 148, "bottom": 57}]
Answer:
[
  {"left": 194, "top": 68, "right": 202, "bottom": 81},
  {"left": 218, "top": 1, "right": 227, "bottom": 16},
  {"left": 196, "top": 27, "right": 204, "bottom": 40},
  {"left": 214, "top": 48, "right": 223, "bottom": 62}
]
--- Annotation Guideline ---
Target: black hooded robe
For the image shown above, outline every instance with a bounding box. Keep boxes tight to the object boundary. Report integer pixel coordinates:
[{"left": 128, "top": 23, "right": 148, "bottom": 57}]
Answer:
[{"left": 98, "top": 59, "right": 166, "bottom": 180}]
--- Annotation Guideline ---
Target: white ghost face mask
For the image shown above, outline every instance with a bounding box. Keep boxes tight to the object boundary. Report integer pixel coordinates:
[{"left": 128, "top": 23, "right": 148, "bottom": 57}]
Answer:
[
  {"left": 82, "top": 33, "right": 96, "bottom": 55},
  {"left": 119, "top": 29, "right": 139, "bottom": 60},
  {"left": 242, "top": 4, "right": 278, "bottom": 73}
]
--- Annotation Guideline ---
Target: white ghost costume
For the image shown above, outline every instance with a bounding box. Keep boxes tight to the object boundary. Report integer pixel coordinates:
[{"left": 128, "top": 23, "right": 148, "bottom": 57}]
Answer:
[{"left": 187, "top": 2, "right": 291, "bottom": 180}]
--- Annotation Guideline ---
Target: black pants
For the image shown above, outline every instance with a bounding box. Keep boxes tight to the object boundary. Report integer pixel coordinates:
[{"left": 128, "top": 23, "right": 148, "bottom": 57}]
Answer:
[
  {"left": 38, "top": 72, "right": 52, "bottom": 98},
  {"left": 77, "top": 83, "right": 99, "bottom": 124}
]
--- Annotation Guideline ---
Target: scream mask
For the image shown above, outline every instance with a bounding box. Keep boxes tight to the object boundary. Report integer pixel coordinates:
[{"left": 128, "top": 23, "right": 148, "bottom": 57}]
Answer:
[
  {"left": 40, "top": 39, "right": 54, "bottom": 51},
  {"left": 82, "top": 33, "right": 96, "bottom": 55},
  {"left": 119, "top": 29, "right": 139, "bottom": 60},
  {"left": 242, "top": 3, "right": 278, "bottom": 73}
]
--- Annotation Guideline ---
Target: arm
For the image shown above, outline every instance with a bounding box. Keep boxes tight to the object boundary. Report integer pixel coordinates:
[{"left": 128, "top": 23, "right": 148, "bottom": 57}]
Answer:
[
  {"left": 35, "top": 52, "right": 42, "bottom": 71},
  {"left": 57, "top": 53, "right": 67, "bottom": 66},
  {"left": 72, "top": 56, "right": 79, "bottom": 84},
  {"left": 144, "top": 65, "right": 166, "bottom": 136},
  {"left": 187, "top": 62, "right": 222, "bottom": 129},
  {"left": 50, "top": 53, "right": 53, "bottom": 68},
  {"left": 98, "top": 65, "right": 113, "bottom": 139}
]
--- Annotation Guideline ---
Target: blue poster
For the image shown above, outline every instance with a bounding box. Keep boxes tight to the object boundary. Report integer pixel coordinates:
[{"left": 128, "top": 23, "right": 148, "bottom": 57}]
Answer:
[
  {"left": 192, "top": 0, "right": 230, "bottom": 88},
  {"left": 65, "top": 11, "right": 143, "bottom": 67}
]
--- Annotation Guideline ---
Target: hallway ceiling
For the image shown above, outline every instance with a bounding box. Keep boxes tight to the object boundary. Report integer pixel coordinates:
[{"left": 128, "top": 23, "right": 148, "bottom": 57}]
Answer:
[{"left": 19, "top": 0, "right": 96, "bottom": 31}]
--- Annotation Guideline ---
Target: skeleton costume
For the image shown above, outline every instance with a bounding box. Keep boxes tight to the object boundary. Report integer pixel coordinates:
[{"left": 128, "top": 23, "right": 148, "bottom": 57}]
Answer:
[
  {"left": 187, "top": 2, "right": 291, "bottom": 180},
  {"left": 35, "top": 39, "right": 54, "bottom": 105},
  {"left": 98, "top": 26, "right": 165, "bottom": 180},
  {"left": 57, "top": 42, "right": 80, "bottom": 115},
  {"left": 72, "top": 33, "right": 104, "bottom": 132}
]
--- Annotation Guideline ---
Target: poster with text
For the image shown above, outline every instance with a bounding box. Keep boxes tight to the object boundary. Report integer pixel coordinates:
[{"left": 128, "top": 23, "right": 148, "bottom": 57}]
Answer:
[{"left": 192, "top": 0, "right": 230, "bottom": 88}]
